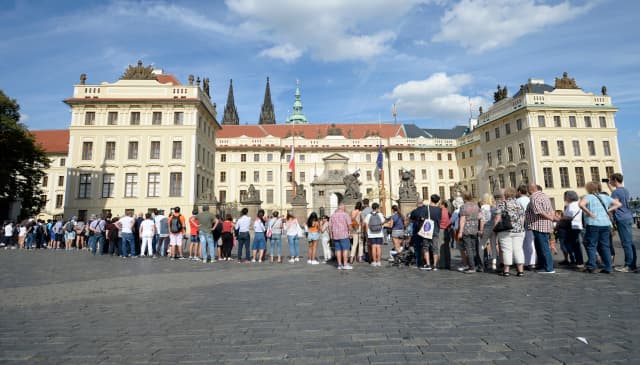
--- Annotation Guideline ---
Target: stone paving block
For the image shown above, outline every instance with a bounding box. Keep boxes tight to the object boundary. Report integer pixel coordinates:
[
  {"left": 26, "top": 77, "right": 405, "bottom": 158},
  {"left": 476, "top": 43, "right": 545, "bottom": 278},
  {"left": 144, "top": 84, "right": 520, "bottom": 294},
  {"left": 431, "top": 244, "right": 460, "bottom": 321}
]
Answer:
[{"left": 1, "top": 241, "right": 639, "bottom": 365}]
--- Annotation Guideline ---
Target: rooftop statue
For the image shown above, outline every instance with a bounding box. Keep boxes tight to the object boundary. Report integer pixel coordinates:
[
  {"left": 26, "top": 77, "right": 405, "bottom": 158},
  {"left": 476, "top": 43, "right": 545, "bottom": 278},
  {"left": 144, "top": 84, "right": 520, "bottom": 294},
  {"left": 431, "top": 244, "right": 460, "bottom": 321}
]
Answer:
[
  {"left": 601, "top": 85, "right": 607, "bottom": 96},
  {"left": 120, "top": 60, "right": 155, "bottom": 80},
  {"left": 554, "top": 71, "right": 579, "bottom": 89}
]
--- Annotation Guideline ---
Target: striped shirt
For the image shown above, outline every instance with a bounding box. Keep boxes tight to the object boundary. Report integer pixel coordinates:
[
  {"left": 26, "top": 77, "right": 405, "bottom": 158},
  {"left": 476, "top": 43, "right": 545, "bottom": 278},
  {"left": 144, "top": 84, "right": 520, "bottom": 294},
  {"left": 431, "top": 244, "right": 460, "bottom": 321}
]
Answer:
[
  {"left": 525, "top": 191, "right": 553, "bottom": 233},
  {"left": 329, "top": 210, "right": 351, "bottom": 240}
]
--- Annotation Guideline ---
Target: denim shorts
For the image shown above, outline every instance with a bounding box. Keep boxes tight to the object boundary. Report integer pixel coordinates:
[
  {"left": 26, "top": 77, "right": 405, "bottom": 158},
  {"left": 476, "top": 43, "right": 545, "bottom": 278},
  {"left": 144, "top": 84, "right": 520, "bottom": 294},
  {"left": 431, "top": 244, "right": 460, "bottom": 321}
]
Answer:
[
  {"left": 369, "top": 237, "right": 384, "bottom": 245},
  {"left": 190, "top": 235, "right": 199, "bottom": 243},
  {"left": 334, "top": 238, "right": 351, "bottom": 251},
  {"left": 307, "top": 232, "right": 320, "bottom": 241},
  {"left": 391, "top": 230, "right": 405, "bottom": 238},
  {"left": 65, "top": 231, "right": 76, "bottom": 241}
]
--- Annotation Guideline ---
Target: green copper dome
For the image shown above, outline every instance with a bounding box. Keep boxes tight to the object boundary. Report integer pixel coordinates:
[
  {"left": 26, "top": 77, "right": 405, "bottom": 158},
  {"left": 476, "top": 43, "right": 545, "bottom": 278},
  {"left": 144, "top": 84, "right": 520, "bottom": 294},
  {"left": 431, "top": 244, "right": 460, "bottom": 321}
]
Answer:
[{"left": 286, "top": 79, "right": 308, "bottom": 124}]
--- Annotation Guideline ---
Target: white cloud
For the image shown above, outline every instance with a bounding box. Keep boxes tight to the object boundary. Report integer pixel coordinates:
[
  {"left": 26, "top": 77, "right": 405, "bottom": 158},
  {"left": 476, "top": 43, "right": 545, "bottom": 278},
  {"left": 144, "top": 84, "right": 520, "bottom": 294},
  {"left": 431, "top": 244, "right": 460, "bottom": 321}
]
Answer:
[
  {"left": 259, "top": 43, "right": 303, "bottom": 63},
  {"left": 226, "top": 0, "right": 430, "bottom": 61},
  {"left": 432, "top": 0, "right": 595, "bottom": 53},
  {"left": 384, "top": 72, "right": 489, "bottom": 122},
  {"left": 20, "top": 113, "right": 29, "bottom": 123}
]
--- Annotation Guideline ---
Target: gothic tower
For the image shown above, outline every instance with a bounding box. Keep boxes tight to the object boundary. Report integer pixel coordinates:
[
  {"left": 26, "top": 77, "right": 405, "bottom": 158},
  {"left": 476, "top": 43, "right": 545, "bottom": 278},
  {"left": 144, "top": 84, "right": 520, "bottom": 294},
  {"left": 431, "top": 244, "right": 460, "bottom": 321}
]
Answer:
[
  {"left": 222, "top": 79, "right": 239, "bottom": 125},
  {"left": 259, "top": 77, "right": 276, "bottom": 125}
]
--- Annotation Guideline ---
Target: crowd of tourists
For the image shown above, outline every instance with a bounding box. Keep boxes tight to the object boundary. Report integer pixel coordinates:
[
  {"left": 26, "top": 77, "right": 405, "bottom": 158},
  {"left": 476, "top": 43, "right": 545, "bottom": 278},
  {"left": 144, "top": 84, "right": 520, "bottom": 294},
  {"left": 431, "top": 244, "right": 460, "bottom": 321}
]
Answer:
[{"left": 2, "top": 173, "right": 636, "bottom": 275}]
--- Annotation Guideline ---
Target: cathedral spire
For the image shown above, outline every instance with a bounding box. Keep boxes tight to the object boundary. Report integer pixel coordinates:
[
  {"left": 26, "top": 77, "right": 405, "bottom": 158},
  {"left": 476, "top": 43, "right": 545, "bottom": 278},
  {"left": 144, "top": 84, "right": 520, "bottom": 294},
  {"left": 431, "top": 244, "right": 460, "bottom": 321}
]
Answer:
[
  {"left": 286, "top": 79, "right": 308, "bottom": 125},
  {"left": 259, "top": 77, "right": 276, "bottom": 125},
  {"left": 222, "top": 79, "right": 239, "bottom": 125}
]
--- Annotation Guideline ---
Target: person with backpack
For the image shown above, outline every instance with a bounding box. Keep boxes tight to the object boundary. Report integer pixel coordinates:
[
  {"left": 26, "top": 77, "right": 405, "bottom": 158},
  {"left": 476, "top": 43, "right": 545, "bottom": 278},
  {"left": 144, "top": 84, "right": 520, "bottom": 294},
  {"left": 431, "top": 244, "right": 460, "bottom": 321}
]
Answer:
[
  {"left": 52, "top": 218, "right": 64, "bottom": 249},
  {"left": 363, "top": 203, "right": 386, "bottom": 267},
  {"left": 88, "top": 215, "right": 107, "bottom": 255},
  {"left": 64, "top": 217, "right": 76, "bottom": 251},
  {"left": 168, "top": 206, "right": 186, "bottom": 260},
  {"left": 106, "top": 217, "right": 120, "bottom": 256}
]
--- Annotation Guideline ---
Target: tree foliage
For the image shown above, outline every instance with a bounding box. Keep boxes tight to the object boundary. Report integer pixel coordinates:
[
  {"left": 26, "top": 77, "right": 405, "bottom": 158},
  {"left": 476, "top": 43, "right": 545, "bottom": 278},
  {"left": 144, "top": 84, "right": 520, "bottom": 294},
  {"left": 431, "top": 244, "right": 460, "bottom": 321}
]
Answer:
[{"left": 0, "top": 89, "right": 50, "bottom": 219}]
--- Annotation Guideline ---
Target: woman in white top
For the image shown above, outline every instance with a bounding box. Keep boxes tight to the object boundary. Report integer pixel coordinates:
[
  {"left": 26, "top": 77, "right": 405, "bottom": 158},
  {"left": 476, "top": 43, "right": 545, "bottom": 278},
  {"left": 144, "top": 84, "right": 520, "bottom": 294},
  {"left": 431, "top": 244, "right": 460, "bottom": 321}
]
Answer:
[
  {"left": 18, "top": 224, "right": 26, "bottom": 249},
  {"left": 251, "top": 210, "right": 267, "bottom": 262},
  {"left": 320, "top": 215, "right": 331, "bottom": 262},
  {"left": 267, "top": 211, "right": 284, "bottom": 263},
  {"left": 284, "top": 213, "right": 301, "bottom": 263},
  {"left": 139, "top": 213, "right": 156, "bottom": 257},
  {"left": 560, "top": 190, "right": 584, "bottom": 267}
]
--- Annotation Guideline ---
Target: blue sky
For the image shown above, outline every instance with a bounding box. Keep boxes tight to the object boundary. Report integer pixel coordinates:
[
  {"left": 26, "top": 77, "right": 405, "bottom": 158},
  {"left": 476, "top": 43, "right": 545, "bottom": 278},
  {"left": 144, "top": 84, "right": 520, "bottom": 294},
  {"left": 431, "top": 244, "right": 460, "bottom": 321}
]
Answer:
[{"left": 2, "top": 0, "right": 639, "bottom": 195}]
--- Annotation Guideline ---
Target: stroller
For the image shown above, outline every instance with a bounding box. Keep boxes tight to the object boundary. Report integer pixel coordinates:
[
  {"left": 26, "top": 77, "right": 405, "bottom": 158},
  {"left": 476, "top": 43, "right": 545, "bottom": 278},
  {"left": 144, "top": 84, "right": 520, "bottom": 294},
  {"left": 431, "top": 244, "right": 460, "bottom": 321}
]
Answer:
[{"left": 390, "top": 232, "right": 415, "bottom": 267}]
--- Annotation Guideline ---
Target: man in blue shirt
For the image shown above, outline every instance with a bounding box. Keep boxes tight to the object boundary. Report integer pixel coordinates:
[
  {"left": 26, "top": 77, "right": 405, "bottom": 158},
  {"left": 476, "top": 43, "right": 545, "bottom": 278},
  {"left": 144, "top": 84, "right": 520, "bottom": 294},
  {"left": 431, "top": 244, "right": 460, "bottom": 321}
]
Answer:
[{"left": 608, "top": 173, "right": 636, "bottom": 272}]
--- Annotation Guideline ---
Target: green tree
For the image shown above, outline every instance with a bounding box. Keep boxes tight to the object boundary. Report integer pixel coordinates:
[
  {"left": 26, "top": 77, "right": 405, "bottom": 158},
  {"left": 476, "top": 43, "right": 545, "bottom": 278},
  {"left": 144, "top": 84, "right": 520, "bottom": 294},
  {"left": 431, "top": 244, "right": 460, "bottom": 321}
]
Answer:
[{"left": 0, "top": 90, "right": 49, "bottom": 219}]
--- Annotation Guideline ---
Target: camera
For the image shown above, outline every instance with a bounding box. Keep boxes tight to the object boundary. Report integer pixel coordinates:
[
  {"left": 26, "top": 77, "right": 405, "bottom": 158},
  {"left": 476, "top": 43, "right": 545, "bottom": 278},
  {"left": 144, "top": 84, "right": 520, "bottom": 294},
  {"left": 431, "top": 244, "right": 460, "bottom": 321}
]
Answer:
[{"left": 601, "top": 178, "right": 609, "bottom": 183}]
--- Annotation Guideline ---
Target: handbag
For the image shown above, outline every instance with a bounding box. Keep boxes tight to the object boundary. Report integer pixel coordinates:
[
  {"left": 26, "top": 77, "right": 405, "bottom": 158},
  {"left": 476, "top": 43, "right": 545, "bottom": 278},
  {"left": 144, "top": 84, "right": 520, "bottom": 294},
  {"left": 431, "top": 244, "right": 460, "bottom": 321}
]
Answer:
[
  {"left": 557, "top": 210, "right": 579, "bottom": 231},
  {"left": 493, "top": 208, "right": 513, "bottom": 233},
  {"left": 417, "top": 207, "right": 434, "bottom": 239},
  {"left": 296, "top": 223, "right": 305, "bottom": 239},
  {"left": 593, "top": 194, "right": 617, "bottom": 231}
]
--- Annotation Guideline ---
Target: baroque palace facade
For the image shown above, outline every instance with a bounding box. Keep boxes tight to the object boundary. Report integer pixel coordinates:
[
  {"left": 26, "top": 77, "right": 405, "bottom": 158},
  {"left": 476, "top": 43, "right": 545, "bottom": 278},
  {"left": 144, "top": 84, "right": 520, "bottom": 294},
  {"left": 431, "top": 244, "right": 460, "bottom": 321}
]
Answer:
[{"left": 32, "top": 63, "right": 621, "bottom": 219}]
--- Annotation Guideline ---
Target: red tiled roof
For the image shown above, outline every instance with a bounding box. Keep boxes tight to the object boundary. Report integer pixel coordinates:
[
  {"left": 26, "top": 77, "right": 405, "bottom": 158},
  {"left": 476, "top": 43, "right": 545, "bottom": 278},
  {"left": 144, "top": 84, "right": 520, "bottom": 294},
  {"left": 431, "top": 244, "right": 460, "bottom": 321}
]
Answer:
[
  {"left": 155, "top": 74, "right": 181, "bottom": 85},
  {"left": 217, "top": 123, "right": 405, "bottom": 139},
  {"left": 30, "top": 130, "right": 69, "bottom": 154}
]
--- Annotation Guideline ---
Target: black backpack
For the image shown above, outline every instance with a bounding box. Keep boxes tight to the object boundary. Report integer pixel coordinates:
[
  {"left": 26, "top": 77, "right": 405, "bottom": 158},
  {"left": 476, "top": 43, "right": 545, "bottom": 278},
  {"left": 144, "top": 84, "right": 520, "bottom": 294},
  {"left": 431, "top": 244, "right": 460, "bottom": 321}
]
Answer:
[{"left": 169, "top": 215, "right": 183, "bottom": 233}]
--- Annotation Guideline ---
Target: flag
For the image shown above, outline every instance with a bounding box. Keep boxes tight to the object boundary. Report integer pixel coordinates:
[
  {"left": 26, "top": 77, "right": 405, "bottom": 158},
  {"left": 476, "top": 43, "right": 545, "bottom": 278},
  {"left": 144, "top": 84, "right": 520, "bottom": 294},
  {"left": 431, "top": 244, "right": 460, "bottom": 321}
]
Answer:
[
  {"left": 376, "top": 144, "right": 383, "bottom": 171},
  {"left": 288, "top": 144, "right": 295, "bottom": 172}
]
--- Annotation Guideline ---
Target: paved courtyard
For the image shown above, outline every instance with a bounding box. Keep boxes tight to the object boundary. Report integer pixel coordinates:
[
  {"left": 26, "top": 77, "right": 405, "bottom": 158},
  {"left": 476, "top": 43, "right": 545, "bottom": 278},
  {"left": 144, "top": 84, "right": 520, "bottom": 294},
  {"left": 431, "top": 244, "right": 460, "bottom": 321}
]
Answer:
[{"left": 1, "top": 233, "right": 638, "bottom": 365}]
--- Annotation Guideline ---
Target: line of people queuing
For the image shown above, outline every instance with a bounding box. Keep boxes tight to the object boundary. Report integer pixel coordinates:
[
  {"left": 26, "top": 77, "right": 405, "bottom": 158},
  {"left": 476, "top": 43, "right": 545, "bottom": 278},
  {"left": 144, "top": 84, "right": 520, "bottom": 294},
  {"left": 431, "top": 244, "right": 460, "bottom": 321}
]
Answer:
[
  {"left": 400, "top": 173, "right": 635, "bottom": 276},
  {"left": 3, "top": 174, "right": 635, "bottom": 276}
]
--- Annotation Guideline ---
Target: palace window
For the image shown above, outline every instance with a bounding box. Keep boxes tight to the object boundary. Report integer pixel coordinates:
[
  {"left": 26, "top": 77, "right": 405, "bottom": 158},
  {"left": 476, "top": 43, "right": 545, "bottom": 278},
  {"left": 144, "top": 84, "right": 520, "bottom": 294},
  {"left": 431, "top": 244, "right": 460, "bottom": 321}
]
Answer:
[
  {"left": 55, "top": 194, "right": 63, "bottom": 208},
  {"left": 587, "top": 141, "right": 596, "bottom": 156},
  {"left": 58, "top": 175, "right": 64, "bottom": 187},
  {"left": 172, "top": 141, "right": 182, "bottom": 159},
  {"left": 507, "top": 146, "right": 514, "bottom": 162},
  {"left": 438, "top": 169, "right": 444, "bottom": 179},
  {"left": 569, "top": 116, "right": 577, "bottom": 128},
  {"left": 557, "top": 140, "right": 565, "bottom": 156},
  {"left": 84, "top": 111, "right": 96, "bottom": 125},
  {"left": 485, "top": 131, "right": 490, "bottom": 142},
  {"left": 124, "top": 173, "right": 138, "bottom": 198},
  {"left": 538, "top": 115, "right": 546, "bottom": 127},
  {"left": 496, "top": 149, "right": 503, "bottom": 164},
  {"left": 240, "top": 171, "right": 246, "bottom": 182},
  {"left": 509, "top": 172, "right": 516, "bottom": 187},
  {"left": 150, "top": 141, "right": 160, "bottom": 159},
  {"left": 128, "top": 141, "right": 138, "bottom": 159},
  {"left": 572, "top": 140, "right": 581, "bottom": 156},
  {"left": 147, "top": 173, "right": 160, "bottom": 197},
  {"left": 267, "top": 170, "right": 273, "bottom": 182},
  {"left": 169, "top": 172, "right": 182, "bottom": 197},
  {"left": 220, "top": 171, "right": 226, "bottom": 183},
  {"left": 494, "top": 127, "right": 500, "bottom": 139},
  {"left": 102, "top": 174, "right": 115, "bottom": 198},
  {"left": 449, "top": 169, "right": 454, "bottom": 179},
  {"left": 516, "top": 119, "right": 523, "bottom": 131},
  {"left": 78, "top": 174, "right": 91, "bottom": 199},
  {"left": 266, "top": 189, "right": 274, "bottom": 204},
  {"left": 42, "top": 175, "right": 48, "bottom": 187},
  {"left": 590, "top": 166, "right": 600, "bottom": 182},
  {"left": 543, "top": 167, "right": 554, "bottom": 188},
  {"left": 422, "top": 187, "right": 429, "bottom": 200},
  {"left": 487, "top": 152, "right": 492, "bottom": 167},
  {"left": 540, "top": 140, "right": 549, "bottom": 156},
  {"left": 575, "top": 167, "right": 585, "bottom": 187},
  {"left": 241, "top": 154, "right": 246, "bottom": 162},
  {"left": 174, "top": 112, "right": 184, "bottom": 125},
  {"left": 603, "top": 141, "right": 611, "bottom": 156},
  {"left": 107, "top": 111, "right": 118, "bottom": 125},
  {"left": 254, "top": 171, "right": 260, "bottom": 183},
  {"left": 130, "top": 112, "right": 140, "bottom": 125},
  {"left": 220, "top": 154, "right": 226, "bottom": 162},
  {"left": 599, "top": 116, "right": 607, "bottom": 128},
  {"left": 584, "top": 116, "right": 592, "bottom": 128},
  {"left": 152, "top": 111, "right": 162, "bottom": 125},
  {"left": 254, "top": 154, "right": 260, "bottom": 162},
  {"left": 82, "top": 142, "right": 93, "bottom": 160},
  {"left": 553, "top": 115, "right": 561, "bottom": 127},
  {"left": 505, "top": 123, "right": 511, "bottom": 135},
  {"left": 105, "top": 141, "right": 116, "bottom": 160},
  {"left": 559, "top": 167, "right": 570, "bottom": 188}
]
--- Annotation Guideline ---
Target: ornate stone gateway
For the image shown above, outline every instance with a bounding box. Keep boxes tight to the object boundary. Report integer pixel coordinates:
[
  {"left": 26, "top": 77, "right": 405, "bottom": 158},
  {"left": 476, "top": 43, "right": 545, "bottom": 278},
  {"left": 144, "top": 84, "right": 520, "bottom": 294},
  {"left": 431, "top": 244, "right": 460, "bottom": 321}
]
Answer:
[{"left": 311, "top": 153, "right": 356, "bottom": 216}]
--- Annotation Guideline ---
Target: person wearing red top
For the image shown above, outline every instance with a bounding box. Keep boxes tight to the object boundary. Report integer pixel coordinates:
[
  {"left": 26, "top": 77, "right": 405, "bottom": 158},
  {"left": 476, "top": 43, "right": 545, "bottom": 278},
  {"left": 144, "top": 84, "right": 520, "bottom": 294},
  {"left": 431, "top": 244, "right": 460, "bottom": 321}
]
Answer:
[
  {"left": 439, "top": 201, "right": 451, "bottom": 270},
  {"left": 220, "top": 214, "right": 235, "bottom": 260},
  {"left": 188, "top": 209, "right": 200, "bottom": 260}
]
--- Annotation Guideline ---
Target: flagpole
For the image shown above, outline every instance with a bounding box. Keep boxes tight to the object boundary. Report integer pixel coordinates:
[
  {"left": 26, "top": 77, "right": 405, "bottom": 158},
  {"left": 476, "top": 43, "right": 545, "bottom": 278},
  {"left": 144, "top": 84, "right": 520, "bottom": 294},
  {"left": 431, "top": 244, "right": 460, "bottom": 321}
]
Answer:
[{"left": 378, "top": 116, "right": 386, "bottom": 215}]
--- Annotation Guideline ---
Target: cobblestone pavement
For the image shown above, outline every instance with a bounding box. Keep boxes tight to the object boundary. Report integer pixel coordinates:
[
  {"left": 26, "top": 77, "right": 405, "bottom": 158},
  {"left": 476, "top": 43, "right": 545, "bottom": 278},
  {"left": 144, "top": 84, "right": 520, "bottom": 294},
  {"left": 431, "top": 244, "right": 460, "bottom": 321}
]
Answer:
[{"left": 1, "top": 232, "right": 638, "bottom": 365}]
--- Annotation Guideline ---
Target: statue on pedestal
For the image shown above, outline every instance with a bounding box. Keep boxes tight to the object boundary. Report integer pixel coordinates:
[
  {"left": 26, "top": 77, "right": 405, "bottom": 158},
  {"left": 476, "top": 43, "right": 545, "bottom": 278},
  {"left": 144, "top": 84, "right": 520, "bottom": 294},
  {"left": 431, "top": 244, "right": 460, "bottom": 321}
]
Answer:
[
  {"left": 292, "top": 182, "right": 307, "bottom": 204},
  {"left": 343, "top": 169, "right": 362, "bottom": 202},
  {"left": 398, "top": 169, "right": 418, "bottom": 200}
]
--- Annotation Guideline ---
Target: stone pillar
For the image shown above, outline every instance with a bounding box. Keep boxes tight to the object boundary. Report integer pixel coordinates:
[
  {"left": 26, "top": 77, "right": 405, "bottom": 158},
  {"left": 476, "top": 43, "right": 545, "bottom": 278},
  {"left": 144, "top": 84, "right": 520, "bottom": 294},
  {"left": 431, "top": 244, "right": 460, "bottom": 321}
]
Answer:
[
  {"left": 243, "top": 201, "right": 262, "bottom": 220},
  {"left": 290, "top": 201, "right": 308, "bottom": 223},
  {"left": 398, "top": 198, "right": 417, "bottom": 218}
]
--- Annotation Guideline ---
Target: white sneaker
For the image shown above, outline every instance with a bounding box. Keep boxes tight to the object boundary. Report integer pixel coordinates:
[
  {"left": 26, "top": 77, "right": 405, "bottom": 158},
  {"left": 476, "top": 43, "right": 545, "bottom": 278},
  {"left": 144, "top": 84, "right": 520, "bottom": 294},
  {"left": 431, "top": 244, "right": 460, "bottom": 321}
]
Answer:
[
  {"left": 344, "top": 264, "right": 353, "bottom": 270},
  {"left": 202, "top": 259, "right": 207, "bottom": 263},
  {"left": 251, "top": 259, "right": 256, "bottom": 263},
  {"left": 294, "top": 257, "right": 300, "bottom": 262},
  {"left": 288, "top": 258, "right": 295, "bottom": 263},
  {"left": 307, "top": 260, "right": 312, "bottom": 264},
  {"left": 457, "top": 266, "right": 469, "bottom": 272},
  {"left": 311, "top": 260, "right": 319, "bottom": 265}
]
